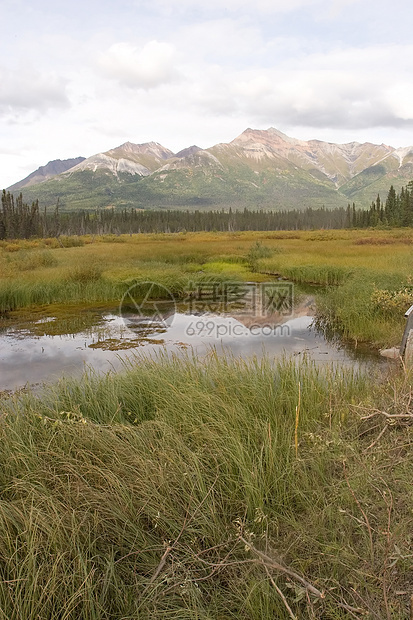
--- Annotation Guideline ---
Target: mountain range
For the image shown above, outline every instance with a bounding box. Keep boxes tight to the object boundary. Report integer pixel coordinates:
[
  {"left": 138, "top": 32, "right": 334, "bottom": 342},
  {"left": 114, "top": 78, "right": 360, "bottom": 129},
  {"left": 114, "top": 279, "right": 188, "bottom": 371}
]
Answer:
[
  {"left": 8, "top": 158, "right": 86, "bottom": 192},
  {"left": 7, "top": 128, "right": 413, "bottom": 211}
]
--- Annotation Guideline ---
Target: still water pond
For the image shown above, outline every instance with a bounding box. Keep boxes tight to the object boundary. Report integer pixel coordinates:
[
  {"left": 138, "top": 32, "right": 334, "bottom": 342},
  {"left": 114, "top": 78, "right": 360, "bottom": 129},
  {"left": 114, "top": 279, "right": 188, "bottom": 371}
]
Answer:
[{"left": 0, "top": 294, "right": 385, "bottom": 392}]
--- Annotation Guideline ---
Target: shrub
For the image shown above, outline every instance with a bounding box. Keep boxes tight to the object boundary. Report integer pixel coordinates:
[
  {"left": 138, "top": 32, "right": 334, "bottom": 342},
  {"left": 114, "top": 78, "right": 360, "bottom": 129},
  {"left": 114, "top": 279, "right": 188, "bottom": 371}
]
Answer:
[
  {"left": 371, "top": 280, "right": 413, "bottom": 315},
  {"left": 246, "top": 241, "right": 273, "bottom": 271}
]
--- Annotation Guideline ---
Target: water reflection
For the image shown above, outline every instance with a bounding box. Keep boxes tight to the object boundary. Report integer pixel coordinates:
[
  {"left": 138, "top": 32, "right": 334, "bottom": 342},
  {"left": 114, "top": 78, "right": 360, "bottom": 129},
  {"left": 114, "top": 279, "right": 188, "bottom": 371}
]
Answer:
[{"left": 0, "top": 301, "right": 385, "bottom": 392}]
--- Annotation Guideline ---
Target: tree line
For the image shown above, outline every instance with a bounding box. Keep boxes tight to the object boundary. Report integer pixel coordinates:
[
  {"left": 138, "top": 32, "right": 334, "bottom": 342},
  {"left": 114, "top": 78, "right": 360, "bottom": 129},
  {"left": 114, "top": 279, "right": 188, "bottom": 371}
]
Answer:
[
  {"left": 348, "top": 180, "right": 413, "bottom": 228},
  {"left": 1, "top": 182, "right": 413, "bottom": 239}
]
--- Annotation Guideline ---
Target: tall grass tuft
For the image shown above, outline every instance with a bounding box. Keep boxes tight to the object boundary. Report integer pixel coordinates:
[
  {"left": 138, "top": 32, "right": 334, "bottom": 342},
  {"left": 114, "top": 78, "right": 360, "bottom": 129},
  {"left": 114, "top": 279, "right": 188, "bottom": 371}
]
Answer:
[
  {"left": 0, "top": 279, "right": 125, "bottom": 313},
  {"left": 66, "top": 263, "right": 104, "bottom": 283}
]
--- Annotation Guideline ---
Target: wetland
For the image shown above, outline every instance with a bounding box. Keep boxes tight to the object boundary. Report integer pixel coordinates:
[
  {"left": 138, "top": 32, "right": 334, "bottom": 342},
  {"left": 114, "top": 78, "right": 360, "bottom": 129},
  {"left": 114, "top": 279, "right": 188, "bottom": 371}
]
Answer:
[
  {"left": 1, "top": 229, "right": 413, "bottom": 619},
  {"left": 0, "top": 291, "right": 386, "bottom": 392},
  {"left": 2, "top": 228, "right": 411, "bottom": 393}
]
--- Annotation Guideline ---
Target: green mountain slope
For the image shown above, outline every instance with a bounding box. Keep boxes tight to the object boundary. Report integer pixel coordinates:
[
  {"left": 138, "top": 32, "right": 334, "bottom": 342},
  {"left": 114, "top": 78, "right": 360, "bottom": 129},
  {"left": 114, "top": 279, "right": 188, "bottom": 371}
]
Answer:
[
  {"left": 9, "top": 128, "right": 413, "bottom": 212},
  {"left": 340, "top": 149, "right": 413, "bottom": 203}
]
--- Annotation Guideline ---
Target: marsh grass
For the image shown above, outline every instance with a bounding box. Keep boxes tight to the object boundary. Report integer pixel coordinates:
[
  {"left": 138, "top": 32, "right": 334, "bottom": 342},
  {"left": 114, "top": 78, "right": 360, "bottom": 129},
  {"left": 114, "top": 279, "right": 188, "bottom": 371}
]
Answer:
[
  {"left": 0, "top": 279, "right": 126, "bottom": 313},
  {"left": 4, "top": 249, "right": 59, "bottom": 272},
  {"left": 261, "top": 263, "right": 353, "bottom": 286},
  {"left": 66, "top": 263, "right": 104, "bottom": 283},
  {"left": 314, "top": 270, "right": 408, "bottom": 347},
  {"left": 254, "top": 231, "right": 413, "bottom": 346},
  {"left": 1, "top": 353, "right": 412, "bottom": 618}
]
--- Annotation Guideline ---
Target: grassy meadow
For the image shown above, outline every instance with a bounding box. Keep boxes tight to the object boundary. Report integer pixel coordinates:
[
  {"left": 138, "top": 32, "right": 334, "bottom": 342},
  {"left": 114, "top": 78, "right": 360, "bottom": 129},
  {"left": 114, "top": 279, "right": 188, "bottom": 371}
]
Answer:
[{"left": 1, "top": 228, "right": 413, "bottom": 618}]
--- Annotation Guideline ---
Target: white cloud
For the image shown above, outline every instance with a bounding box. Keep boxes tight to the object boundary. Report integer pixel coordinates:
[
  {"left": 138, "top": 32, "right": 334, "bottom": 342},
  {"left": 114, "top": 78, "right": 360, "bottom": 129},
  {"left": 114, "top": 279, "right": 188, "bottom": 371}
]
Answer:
[
  {"left": 386, "top": 83, "right": 413, "bottom": 121},
  {"left": 2, "top": 0, "right": 413, "bottom": 187},
  {"left": 97, "top": 40, "right": 181, "bottom": 89},
  {"left": 145, "top": 0, "right": 359, "bottom": 15},
  {"left": 0, "top": 64, "right": 69, "bottom": 116},
  {"left": 172, "top": 18, "right": 263, "bottom": 60},
  {"left": 181, "top": 43, "right": 413, "bottom": 131}
]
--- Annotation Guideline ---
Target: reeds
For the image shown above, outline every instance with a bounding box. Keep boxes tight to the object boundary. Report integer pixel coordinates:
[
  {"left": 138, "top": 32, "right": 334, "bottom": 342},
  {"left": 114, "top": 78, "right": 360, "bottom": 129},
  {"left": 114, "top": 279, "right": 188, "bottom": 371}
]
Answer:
[{"left": 0, "top": 279, "right": 124, "bottom": 312}]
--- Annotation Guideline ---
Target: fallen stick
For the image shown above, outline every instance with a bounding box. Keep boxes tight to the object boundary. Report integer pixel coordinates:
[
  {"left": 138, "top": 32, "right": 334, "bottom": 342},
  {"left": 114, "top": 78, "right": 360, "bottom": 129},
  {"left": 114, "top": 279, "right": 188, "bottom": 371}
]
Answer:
[
  {"left": 148, "top": 545, "right": 173, "bottom": 585},
  {"left": 239, "top": 536, "right": 324, "bottom": 599},
  {"left": 264, "top": 565, "right": 297, "bottom": 620}
]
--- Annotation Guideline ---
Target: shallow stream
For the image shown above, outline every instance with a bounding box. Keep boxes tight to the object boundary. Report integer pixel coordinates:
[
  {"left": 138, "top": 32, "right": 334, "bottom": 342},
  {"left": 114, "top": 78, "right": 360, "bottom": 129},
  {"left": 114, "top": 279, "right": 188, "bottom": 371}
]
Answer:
[{"left": 0, "top": 288, "right": 387, "bottom": 392}]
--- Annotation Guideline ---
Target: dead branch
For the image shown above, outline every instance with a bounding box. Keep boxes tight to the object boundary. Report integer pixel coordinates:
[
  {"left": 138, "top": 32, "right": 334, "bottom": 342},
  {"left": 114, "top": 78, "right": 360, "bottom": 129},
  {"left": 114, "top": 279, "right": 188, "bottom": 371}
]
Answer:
[
  {"left": 361, "top": 409, "right": 413, "bottom": 421},
  {"left": 343, "top": 461, "right": 374, "bottom": 563},
  {"left": 140, "top": 475, "right": 220, "bottom": 597},
  {"left": 148, "top": 545, "right": 173, "bottom": 585},
  {"left": 239, "top": 536, "right": 324, "bottom": 599},
  {"left": 363, "top": 425, "right": 388, "bottom": 453},
  {"left": 264, "top": 565, "right": 298, "bottom": 620},
  {"left": 353, "top": 402, "right": 413, "bottom": 422},
  {"left": 335, "top": 600, "right": 368, "bottom": 617}
]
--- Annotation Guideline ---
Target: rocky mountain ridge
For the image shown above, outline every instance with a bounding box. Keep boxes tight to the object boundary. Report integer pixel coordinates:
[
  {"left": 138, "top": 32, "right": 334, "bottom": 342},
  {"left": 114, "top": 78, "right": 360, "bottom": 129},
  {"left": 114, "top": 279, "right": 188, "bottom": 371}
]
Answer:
[
  {"left": 8, "top": 128, "right": 413, "bottom": 211},
  {"left": 8, "top": 157, "right": 86, "bottom": 192}
]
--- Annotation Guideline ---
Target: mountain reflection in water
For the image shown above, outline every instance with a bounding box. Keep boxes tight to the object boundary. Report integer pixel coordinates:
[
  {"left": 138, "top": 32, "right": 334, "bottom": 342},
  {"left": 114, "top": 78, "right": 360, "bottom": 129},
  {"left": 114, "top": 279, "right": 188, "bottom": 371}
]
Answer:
[{"left": 0, "top": 303, "right": 385, "bottom": 392}]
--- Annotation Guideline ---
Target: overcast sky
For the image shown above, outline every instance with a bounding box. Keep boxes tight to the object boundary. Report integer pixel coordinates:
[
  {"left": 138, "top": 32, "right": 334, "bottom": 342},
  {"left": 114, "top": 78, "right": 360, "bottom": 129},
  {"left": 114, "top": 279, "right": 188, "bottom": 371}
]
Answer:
[{"left": 1, "top": 0, "right": 413, "bottom": 187}]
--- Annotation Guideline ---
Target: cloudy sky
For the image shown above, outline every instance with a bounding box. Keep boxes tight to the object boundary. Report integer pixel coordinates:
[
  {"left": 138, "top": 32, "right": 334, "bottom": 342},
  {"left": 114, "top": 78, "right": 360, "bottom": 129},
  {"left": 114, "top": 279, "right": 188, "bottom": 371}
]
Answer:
[{"left": 1, "top": 0, "right": 413, "bottom": 187}]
